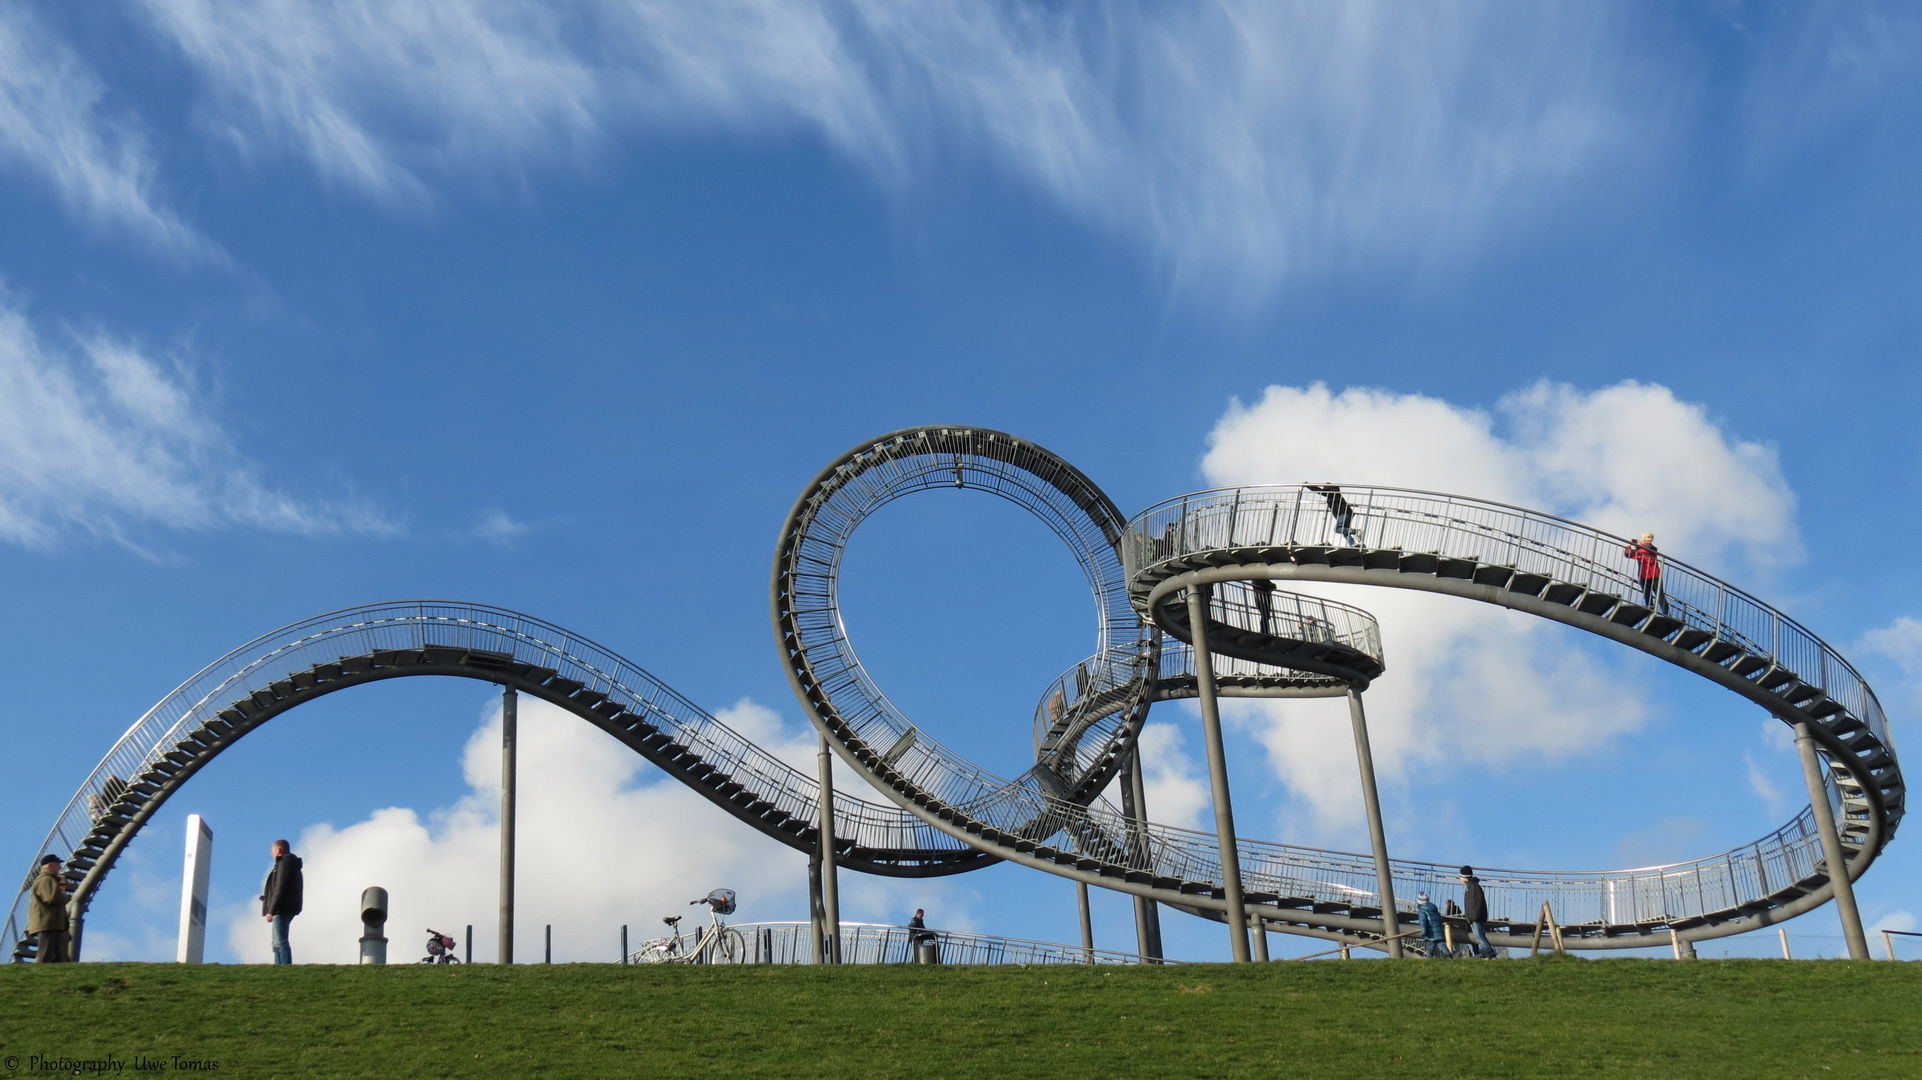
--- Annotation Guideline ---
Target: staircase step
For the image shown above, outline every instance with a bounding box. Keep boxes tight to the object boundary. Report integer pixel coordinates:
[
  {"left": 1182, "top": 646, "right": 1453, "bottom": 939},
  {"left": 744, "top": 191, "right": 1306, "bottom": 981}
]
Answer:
[
  {"left": 1702, "top": 641, "right": 1741, "bottom": 664},
  {"left": 1642, "top": 615, "right": 1683, "bottom": 639},
  {"left": 1542, "top": 582, "right": 1584, "bottom": 606},
  {"left": 1610, "top": 603, "right": 1652, "bottom": 626},
  {"left": 1576, "top": 592, "right": 1622, "bottom": 617},
  {"left": 1673, "top": 628, "right": 1713, "bottom": 651}
]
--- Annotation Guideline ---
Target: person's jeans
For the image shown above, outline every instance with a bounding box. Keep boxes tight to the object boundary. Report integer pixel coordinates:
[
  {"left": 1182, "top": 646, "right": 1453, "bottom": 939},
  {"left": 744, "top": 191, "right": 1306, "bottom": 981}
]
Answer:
[
  {"left": 271, "top": 914, "right": 294, "bottom": 965},
  {"left": 1469, "top": 920, "right": 1496, "bottom": 959}
]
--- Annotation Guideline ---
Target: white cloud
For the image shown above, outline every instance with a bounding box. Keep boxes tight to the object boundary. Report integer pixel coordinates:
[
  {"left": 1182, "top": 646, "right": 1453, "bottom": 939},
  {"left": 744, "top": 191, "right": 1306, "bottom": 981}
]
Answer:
[
  {"left": 0, "top": 297, "right": 391, "bottom": 549},
  {"left": 1745, "top": 749, "right": 1789, "bottom": 819},
  {"left": 0, "top": 7, "right": 207, "bottom": 255},
  {"left": 137, "top": 0, "right": 1644, "bottom": 297},
  {"left": 1860, "top": 615, "right": 1922, "bottom": 719},
  {"left": 218, "top": 695, "right": 930, "bottom": 963},
  {"left": 473, "top": 508, "right": 529, "bottom": 547},
  {"left": 1136, "top": 721, "right": 1207, "bottom": 833},
  {"left": 1199, "top": 381, "right": 1797, "bottom": 839}
]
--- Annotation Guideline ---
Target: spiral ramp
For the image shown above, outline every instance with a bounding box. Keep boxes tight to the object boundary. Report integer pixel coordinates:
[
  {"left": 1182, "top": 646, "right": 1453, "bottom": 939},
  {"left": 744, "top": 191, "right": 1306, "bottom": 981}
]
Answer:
[{"left": 11, "top": 427, "right": 1903, "bottom": 961}]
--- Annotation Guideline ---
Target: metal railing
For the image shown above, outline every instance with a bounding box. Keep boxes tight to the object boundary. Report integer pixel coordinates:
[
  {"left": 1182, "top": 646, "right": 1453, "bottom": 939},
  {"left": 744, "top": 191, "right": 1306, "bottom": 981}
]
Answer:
[
  {"left": 1121, "top": 485, "right": 1893, "bottom": 759},
  {"left": 651, "top": 922, "right": 1160, "bottom": 965}
]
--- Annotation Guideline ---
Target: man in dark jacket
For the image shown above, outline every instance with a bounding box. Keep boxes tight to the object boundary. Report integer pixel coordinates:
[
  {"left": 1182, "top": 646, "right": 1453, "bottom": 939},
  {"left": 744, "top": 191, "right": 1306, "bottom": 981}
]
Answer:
[
  {"left": 1459, "top": 866, "right": 1496, "bottom": 958},
  {"left": 27, "top": 854, "right": 70, "bottom": 963},
  {"left": 260, "top": 840, "right": 303, "bottom": 965}
]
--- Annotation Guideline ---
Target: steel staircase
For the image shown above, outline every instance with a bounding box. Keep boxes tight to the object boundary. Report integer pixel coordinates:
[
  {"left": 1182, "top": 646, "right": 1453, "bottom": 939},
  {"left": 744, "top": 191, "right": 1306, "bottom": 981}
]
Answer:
[{"left": 11, "top": 432, "right": 1901, "bottom": 960}]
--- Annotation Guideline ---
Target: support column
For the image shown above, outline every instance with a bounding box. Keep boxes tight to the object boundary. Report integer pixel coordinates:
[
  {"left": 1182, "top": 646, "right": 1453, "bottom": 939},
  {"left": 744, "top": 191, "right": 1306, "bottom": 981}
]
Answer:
[
  {"left": 1347, "top": 690, "right": 1402, "bottom": 958},
  {"left": 1186, "top": 586, "right": 1251, "bottom": 963},
  {"left": 807, "top": 847, "right": 826, "bottom": 963},
  {"left": 1077, "top": 881, "right": 1095, "bottom": 964},
  {"left": 1794, "top": 721, "right": 1869, "bottom": 960},
  {"left": 1252, "top": 916, "right": 1270, "bottom": 962},
  {"left": 1120, "top": 749, "right": 1164, "bottom": 961},
  {"left": 817, "top": 735, "right": 842, "bottom": 964},
  {"left": 499, "top": 686, "right": 518, "bottom": 965}
]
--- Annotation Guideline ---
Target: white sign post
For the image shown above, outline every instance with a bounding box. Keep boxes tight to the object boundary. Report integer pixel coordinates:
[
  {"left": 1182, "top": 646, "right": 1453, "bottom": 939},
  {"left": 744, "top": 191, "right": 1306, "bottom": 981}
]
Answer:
[{"left": 177, "top": 815, "right": 213, "bottom": 964}]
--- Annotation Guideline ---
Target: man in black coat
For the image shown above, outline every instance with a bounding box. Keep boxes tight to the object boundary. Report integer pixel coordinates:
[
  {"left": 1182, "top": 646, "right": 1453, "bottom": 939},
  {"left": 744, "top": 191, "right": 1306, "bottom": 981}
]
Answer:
[
  {"left": 1459, "top": 865, "right": 1496, "bottom": 958},
  {"left": 260, "top": 839, "right": 303, "bottom": 965}
]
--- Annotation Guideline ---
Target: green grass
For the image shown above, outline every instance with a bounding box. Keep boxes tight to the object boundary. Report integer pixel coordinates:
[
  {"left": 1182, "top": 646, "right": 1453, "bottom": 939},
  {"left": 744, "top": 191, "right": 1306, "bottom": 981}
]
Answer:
[{"left": 4, "top": 958, "right": 1918, "bottom": 1078}]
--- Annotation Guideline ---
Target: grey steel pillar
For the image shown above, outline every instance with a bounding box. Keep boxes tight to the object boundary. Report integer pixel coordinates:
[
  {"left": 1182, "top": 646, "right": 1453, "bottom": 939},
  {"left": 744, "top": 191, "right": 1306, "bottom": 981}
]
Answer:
[
  {"left": 1185, "top": 586, "right": 1251, "bottom": 963},
  {"left": 817, "top": 735, "right": 842, "bottom": 964},
  {"left": 807, "top": 847, "right": 826, "bottom": 963},
  {"left": 1077, "top": 880, "right": 1094, "bottom": 964},
  {"left": 1347, "top": 690, "right": 1402, "bottom": 958},
  {"left": 499, "top": 686, "right": 518, "bottom": 965},
  {"left": 1794, "top": 720, "right": 1869, "bottom": 960},
  {"left": 1252, "top": 916, "right": 1270, "bottom": 961},
  {"left": 1120, "top": 750, "right": 1164, "bottom": 961}
]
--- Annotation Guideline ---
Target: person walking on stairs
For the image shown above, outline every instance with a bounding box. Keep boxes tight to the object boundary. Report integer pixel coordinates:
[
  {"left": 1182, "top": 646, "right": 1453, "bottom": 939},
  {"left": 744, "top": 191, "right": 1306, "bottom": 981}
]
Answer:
[
  {"left": 1624, "top": 533, "right": 1668, "bottom": 616},
  {"left": 260, "top": 839, "right": 303, "bottom": 965},
  {"left": 27, "top": 854, "right": 71, "bottom": 963},
  {"left": 1458, "top": 866, "right": 1497, "bottom": 958},
  {"left": 1307, "top": 484, "right": 1360, "bottom": 546}
]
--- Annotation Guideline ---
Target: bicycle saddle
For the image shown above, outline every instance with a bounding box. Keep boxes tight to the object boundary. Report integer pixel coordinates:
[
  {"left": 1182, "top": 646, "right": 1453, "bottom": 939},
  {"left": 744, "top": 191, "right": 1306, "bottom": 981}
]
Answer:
[{"left": 662, "top": 915, "right": 682, "bottom": 928}]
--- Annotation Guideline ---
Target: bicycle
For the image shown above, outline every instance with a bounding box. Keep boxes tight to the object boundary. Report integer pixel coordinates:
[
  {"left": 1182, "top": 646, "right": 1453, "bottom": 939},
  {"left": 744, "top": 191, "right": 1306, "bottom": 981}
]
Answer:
[
  {"left": 632, "top": 889, "right": 747, "bottom": 964},
  {"left": 419, "top": 928, "right": 460, "bottom": 964}
]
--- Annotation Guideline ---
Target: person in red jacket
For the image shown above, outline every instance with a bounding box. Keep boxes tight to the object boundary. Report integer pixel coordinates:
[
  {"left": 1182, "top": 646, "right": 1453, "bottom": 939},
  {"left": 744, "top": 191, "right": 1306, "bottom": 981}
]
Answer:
[{"left": 1624, "top": 533, "right": 1666, "bottom": 615}]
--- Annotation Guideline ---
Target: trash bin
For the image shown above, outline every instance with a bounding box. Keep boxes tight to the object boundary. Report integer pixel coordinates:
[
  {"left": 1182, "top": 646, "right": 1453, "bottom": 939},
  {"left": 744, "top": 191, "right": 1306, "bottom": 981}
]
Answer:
[{"left": 914, "top": 941, "right": 939, "bottom": 965}]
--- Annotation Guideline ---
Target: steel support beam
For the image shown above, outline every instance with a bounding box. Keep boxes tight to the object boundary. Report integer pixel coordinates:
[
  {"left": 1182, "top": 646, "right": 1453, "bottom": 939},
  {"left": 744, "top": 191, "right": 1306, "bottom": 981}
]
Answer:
[
  {"left": 1077, "top": 880, "right": 1094, "bottom": 964},
  {"left": 807, "top": 847, "right": 825, "bottom": 963},
  {"left": 499, "top": 686, "right": 517, "bottom": 965},
  {"left": 1795, "top": 720, "right": 1868, "bottom": 960},
  {"left": 1348, "top": 689, "right": 1402, "bottom": 958},
  {"left": 1120, "top": 747, "right": 1164, "bottom": 961},
  {"left": 1187, "top": 586, "right": 1251, "bottom": 963},
  {"left": 817, "top": 735, "right": 842, "bottom": 964}
]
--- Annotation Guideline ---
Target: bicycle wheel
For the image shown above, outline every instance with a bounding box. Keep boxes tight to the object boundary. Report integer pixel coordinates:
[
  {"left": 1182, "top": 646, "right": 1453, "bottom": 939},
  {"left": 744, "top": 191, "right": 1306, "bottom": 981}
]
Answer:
[
  {"left": 634, "top": 938, "right": 677, "bottom": 964},
  {"left": 716, "top": 928, "right": 747, "bottom": 964}
]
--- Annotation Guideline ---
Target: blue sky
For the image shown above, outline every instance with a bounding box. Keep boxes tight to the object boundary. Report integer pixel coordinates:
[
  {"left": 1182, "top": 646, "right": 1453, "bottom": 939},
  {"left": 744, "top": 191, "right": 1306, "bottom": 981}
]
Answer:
[{"left": 5, "top": 1, "right": 1922, "bottom": 964}]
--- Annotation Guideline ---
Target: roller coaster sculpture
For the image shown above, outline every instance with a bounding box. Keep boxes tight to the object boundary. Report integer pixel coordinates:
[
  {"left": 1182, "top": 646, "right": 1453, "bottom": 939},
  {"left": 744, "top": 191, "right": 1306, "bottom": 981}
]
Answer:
[{"left": 8, "top": 427, "right": 1903, "bottom": 961}]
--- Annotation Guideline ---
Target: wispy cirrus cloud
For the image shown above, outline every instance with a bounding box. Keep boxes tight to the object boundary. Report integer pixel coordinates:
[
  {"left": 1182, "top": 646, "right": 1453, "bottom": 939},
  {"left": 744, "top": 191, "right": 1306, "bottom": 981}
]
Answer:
[
  {"left": 0, "top": 6, "right": 210, "bottom": 256},
  {"left": 136, "top": 0, "right": 1648, "bottom": 300},
  {"left": 0, "top": 295, "right": 393, "bottom": 550}
]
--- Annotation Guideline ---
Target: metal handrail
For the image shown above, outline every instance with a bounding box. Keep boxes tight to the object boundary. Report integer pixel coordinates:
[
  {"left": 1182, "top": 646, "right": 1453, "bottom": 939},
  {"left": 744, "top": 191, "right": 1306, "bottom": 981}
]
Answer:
[
  {"left": 1122, "top": 485, "right": 1893, "bottom": 755},
  {"left": 659, "top": 921, "right": 1163, "bottom": 965}
]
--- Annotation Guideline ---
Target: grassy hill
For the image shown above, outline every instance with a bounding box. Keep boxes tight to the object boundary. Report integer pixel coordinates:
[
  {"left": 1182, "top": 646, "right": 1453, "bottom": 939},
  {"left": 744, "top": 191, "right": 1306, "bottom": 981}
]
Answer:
[{"left": 5, "top": 958, "right": 1919, "bottom": 1078}]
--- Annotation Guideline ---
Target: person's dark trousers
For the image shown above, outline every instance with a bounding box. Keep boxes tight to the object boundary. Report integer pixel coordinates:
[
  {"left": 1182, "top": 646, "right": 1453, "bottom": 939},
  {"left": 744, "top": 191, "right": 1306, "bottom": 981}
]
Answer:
[
  {"left": 271, "top": 914, "right": 294, "bottom": 964},
  {"left": 35, "top": 930, "right": 71, "bottom": 963},
  {"left": 1640, "top": 577, "right": 1670, "bottom": 616},
  {"left": 1469, "top": 921, "right": 1496, "bottom": 958}
]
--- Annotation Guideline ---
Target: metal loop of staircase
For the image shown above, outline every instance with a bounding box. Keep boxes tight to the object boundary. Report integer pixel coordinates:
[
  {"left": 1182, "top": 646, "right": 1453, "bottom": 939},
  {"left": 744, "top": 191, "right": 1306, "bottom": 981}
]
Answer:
[{"left": 12, "top": 428, "right": 1903, "bottom": 959}]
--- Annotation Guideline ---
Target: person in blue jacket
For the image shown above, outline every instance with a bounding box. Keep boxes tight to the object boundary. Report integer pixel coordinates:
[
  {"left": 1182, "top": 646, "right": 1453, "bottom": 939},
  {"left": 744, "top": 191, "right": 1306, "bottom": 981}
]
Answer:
[{"left": 1416, "top": 892, "right": 1448, "bottom": 957}]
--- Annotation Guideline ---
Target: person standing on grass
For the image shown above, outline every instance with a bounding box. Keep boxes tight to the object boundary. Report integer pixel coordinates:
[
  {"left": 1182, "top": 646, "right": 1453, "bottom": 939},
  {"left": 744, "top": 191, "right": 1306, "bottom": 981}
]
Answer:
[
  {"left": 28, "top": 854, "right": 71, "bottom": 963},
  {"left": 260, "top": 839, "right": 303, "bottom": 964},
  {"left": 1416, "top": 892, "right": 1447, "bottom": 958},
  {"left": 1624, "top": 533, "right": 1668, "bottom": 615},
  {"left": 1459, "top": 866, "right": 1497, "bottom": 959}
]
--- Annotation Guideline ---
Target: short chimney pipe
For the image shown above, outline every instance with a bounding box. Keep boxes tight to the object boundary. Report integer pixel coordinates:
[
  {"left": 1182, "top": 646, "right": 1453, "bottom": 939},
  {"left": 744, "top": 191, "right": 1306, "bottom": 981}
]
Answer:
[{"left": 359, "top": 886, "right": 389, "bottom": 965}]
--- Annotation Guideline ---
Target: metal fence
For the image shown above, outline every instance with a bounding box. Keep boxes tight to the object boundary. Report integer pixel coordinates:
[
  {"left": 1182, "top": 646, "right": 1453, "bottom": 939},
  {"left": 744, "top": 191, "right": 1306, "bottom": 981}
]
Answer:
[{"left": 648, "top": 922, "right": 1159, "bottom": 965}]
